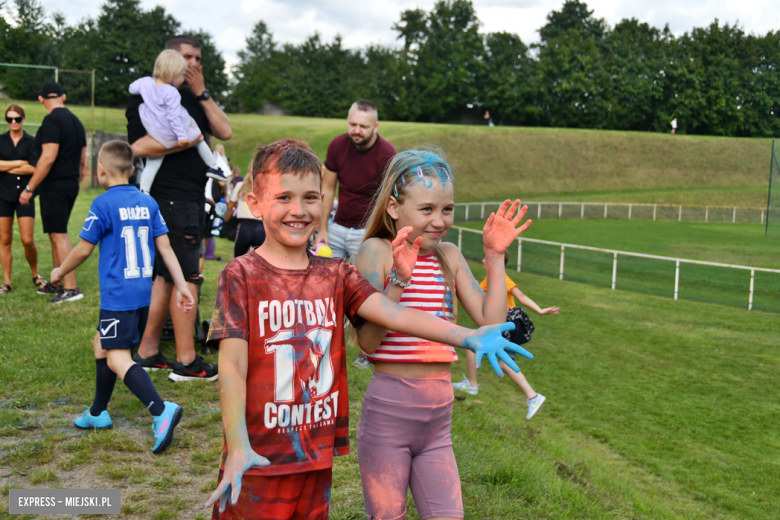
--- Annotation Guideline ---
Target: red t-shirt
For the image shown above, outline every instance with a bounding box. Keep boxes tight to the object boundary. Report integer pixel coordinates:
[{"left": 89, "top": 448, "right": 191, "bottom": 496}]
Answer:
[
  {"left": 325, "top": 133, "right": 396, "bottom": 229},
  {"left": 207, "top": 251, "right": 377, "bottom": 476}
]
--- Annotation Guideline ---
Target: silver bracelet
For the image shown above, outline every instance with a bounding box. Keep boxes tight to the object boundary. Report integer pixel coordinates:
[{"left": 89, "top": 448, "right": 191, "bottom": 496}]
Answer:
[{"left": 388, "top": 268, "right": 412, "bottom": 289}]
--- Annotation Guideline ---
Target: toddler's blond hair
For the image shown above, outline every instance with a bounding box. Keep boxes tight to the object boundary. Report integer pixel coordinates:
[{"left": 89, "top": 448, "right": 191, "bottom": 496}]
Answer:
[{"left": 153, "top": 49, "right": 188, "bottom": 83}]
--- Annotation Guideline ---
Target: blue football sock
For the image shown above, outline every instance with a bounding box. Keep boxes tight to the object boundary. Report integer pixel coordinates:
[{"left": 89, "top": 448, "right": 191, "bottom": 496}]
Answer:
[
  {"left": 90, "top": 358, "right": 116, "bottom": 416},
  {"left": 123, "top": 364, "right": 165, "bottom": 416}
]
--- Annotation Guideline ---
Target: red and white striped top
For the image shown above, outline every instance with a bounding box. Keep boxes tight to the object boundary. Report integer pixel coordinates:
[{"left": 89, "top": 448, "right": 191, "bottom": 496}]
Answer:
[{"left": 368, "top": 253, "right": 459, "bottom": 364}]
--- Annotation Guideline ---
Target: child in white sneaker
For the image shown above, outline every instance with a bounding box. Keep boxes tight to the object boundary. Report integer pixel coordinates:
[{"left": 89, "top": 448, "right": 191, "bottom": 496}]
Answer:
[
  {"left": 453, "top": 251, "right": 559, "bottom": 420},
  {"left": 129, "top": 49, "right": 226, "bottom": 193}
]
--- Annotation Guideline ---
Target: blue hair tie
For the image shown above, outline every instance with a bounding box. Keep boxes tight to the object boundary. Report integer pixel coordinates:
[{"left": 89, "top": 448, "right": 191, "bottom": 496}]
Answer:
[{"left": 393, "top": 184, "right": 398, "bottom": 197}]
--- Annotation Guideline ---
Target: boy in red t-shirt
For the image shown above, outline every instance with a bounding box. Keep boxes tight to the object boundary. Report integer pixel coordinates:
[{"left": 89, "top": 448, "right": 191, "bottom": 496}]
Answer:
[{"left": 204, "top": 139, "right": 532, "bottom": 519}]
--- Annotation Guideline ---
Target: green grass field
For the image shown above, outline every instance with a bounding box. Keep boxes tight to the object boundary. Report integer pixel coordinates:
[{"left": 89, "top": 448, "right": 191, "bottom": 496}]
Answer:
[
  {"left": 12, "top": 103, "right": 774, "bottom": 207},
  {"left": 2, "top": 189, "right": 779, "bottom": 519},
  {"left": 451, "top": 219, "right": 780, "bottom": 313}
]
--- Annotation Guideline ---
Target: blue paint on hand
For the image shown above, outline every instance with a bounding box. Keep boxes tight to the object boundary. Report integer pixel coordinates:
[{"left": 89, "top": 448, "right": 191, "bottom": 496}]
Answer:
[{"left": 464, "top": 322, "right": 533, "bottom": 377}]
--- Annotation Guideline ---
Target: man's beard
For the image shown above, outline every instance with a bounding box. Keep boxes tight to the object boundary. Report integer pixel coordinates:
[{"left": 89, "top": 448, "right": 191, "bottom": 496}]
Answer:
[{"left": 350, "top": 131, "right": 375, "bottom": 149}]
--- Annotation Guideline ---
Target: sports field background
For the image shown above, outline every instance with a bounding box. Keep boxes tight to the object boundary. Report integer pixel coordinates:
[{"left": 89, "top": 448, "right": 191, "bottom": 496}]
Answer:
[
  {"left": 16, "top": 104, "right": 774, "bottom": 208},
  {"left": 1, "top": 185, "right": 778, "bottom": 519},
  {"left": 1, "top": 111, "right": 778, "bottom": 518},
  {"left": 448, "top": 219, "right": 780, "bottom": 313}
]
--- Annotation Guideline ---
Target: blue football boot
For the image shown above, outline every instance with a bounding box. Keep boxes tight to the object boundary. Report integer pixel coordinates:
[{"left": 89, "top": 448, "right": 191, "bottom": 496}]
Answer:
[
  {"left": 74, "top": 407, "right": 113, "bottom": 430},
  {"left": 151, "top": 401, "right": 183, "bottom": 454}
]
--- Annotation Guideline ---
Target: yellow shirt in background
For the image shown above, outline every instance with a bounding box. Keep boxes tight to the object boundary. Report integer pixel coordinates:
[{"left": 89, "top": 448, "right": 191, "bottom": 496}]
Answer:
[{"left": 480, "top": 274, "right": 518, "bottom": 308}]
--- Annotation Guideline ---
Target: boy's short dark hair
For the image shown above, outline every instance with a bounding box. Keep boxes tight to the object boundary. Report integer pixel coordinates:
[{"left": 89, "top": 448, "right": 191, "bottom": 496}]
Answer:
[
  {"left": 251, "top": 139, "right": 322, "bottom": 190},
  {"left": 99, "top": 141, "right": 134, "bottom": 177},
  {"left": 165, "top": 35, "right": 201, "bottom": 51}
]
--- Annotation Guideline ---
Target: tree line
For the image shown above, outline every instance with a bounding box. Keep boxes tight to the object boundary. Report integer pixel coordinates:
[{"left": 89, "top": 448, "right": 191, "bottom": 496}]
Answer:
[
  {"left": 2, "top": 0, "right": 779, "bottom": 136},
  {"left": 0, "top": 0, "right": 228, "bottom": 107}
]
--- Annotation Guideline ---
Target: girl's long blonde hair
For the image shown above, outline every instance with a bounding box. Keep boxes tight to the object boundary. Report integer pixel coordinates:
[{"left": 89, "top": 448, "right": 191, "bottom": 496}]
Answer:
[
  {"left": 361, "top": 149, "right": 458, "bottom": 321},
  {"left": 239, "top": 164, "right": 254, "bottom": 201}
]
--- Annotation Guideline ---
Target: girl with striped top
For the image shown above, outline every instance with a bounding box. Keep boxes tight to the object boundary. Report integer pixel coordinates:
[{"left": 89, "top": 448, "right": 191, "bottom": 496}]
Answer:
[{"left": 353, "top": 150, "right": 532, "bottom": 520}]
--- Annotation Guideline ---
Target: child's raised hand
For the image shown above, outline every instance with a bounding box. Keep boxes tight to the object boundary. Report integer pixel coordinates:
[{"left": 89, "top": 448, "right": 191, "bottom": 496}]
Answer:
[
  {"left": 178, "top": 139, "right": 190, "bottom": 147},
  {"left": 539, "top": 306, "right": 559, "bottom": 315},
  {"left": 392, "top": 226, "right": 423, "bottom": 282},
  {"left": 176, "top": 288, "right": 195, "bottom": 314},
  {"left": 483, "top": 200, "right": 532, "bottom": 255},
  {"left": 204, "top": 448, "right": 270, "bottom": 512},
  {"left": 463, "top": 322, "right": 533, "bottom": 377}
]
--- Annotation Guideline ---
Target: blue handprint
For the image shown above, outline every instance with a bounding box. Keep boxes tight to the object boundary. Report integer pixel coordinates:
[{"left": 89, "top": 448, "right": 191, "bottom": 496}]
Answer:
[{"left": 463, "top": 322, "right": 533, "bottom": 377}]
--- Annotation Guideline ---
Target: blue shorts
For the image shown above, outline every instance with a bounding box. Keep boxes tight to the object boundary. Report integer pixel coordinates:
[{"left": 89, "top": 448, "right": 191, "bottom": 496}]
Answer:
[{"left": 97, "top": 307, "right": 149, "bottom": 350}]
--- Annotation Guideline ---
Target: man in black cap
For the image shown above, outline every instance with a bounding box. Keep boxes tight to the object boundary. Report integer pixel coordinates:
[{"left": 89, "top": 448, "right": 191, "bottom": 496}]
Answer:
[{"left": 19, "top": 81, "right": 87, "bottom": 303}]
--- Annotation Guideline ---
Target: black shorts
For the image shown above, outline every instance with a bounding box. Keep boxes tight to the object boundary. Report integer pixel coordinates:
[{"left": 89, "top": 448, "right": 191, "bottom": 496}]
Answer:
[
  {"left": 0, "top": 196, "right": 35, "bottom": 219},
  {"left": 97, "top": 307, "right": 149, "bottom": 350},
  {"left": 155, "top": 199, "right": 205, "bottom": 283},
  {"left": 502, "top": 307, "right": 535, "bottom": 359},
  {"left": 40, "top": 181, "right": 79, "bottom": 234}
]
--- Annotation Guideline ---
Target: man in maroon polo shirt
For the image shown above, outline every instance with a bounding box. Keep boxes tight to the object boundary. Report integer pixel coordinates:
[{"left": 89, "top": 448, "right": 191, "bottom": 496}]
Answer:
[{"left": 315, "top": 100, "right": 396, "bottom": 261}]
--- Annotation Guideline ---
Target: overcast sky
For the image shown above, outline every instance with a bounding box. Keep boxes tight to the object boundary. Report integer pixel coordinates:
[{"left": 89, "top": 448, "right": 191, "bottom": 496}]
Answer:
[{"left": 20, "top": 0, "right": 780, "bottom": 70}]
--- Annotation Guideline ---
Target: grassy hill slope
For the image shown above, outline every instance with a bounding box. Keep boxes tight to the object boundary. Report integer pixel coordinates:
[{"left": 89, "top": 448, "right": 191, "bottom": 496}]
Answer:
[{"left": 16, "top": 104, "right": 774, "bottom": 206}]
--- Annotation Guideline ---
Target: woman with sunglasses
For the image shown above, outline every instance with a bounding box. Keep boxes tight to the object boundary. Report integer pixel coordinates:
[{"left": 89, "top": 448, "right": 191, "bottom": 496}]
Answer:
[{"left": 0, "top": 104, "right": 49, "bottom": 294}]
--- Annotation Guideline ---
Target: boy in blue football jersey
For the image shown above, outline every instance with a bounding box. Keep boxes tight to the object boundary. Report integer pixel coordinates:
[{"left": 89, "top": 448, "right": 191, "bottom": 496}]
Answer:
[{"left": 51, "top": 141, "right": 195, "bottom": 454}]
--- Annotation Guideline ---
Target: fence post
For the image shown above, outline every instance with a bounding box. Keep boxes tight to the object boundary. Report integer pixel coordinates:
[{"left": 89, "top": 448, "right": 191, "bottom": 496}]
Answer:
[
  {"left": 465, "top": 204, "right": 469, "bottom": 221},
  {"left": 628, "top": 204, "right": 632, "bottom": 220},
  {"left": 674, "top": 260, "right": 680, "bottom": 300},
  {"left": 604, "top": 204, "right": 608, "bottom": 219},
  {"left": 516, "top": 239, "right": 522, "bottom": 273},
  {"left": 748, "top": 269, "right": 755, "bottom": 310},
  {"left": 537, "top": 203, "right": 541, "bottom": 219},
  {"left": 733, "top": 207, "right": 736, "bottom": 223},
  {"left": 559, "top": 245, "right": 565, "bottom": 281},
  {"left": 705, "top": 207, "right": 709, "bottom": 222},
  {"left": 678, "top": 205, "right": 682, "bottom": 221},
  {"left": 457, "top": 228, "right": 462, "bottom": 250},
  {"left": 581, "top": 203, "right": 584, "bottom": 219},
  {"left": 611, "top": 253, "right": 617, "bottom": 290},
  {"left": 481, "top": 203, "right": 485, "bottom": 220},
  {"left": 558, "top": 203, "right": 562, "bottom": 218},
  {"left": 761, "top": 210, "right": 764, "bottom": 225},
  {"left": 653, "top": 204, "right": 657, "bottom": 221}
]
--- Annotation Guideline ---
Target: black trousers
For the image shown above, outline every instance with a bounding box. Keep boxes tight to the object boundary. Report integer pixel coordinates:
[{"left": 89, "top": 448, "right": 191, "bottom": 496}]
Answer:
[{"left": 233, "top": 219, "right": 265, "bottom": 258}]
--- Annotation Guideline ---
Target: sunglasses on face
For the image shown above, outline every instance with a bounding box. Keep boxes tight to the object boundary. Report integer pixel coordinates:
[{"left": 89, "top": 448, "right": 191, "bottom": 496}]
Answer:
[{"left": 5, "top": 116, "right": 23, "bottom": 124}]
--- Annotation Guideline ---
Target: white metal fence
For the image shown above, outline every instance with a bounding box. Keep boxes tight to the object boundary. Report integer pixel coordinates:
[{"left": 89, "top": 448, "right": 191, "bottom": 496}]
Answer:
[
  {"left": 454, "top": 201, "right": 766, "bottom": 224},
  {"left": 450, "top": 225, "right": 780, "bottom": 311}
]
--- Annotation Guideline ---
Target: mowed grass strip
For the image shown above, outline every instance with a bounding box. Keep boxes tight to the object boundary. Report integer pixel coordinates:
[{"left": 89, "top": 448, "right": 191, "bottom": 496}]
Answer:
[
  {"left": 451, "top": 218, "right": 780, "bottom": 313},
  {"left": 15, "top": 104, "right": 773, "bottom": 206},
  {"left": 1, "top": 189, "right": 778, "bottom": 518}
]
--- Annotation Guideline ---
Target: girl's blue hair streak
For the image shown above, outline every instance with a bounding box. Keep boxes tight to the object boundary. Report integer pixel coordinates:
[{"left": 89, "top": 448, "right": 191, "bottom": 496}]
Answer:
[{"left": 390, "top": 149, "right": 454, "bottom": 198}]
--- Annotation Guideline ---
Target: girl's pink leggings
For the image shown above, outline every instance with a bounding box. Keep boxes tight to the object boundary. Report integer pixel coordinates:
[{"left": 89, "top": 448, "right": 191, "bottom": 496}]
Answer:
[{"left": 357, "top": 371, "right": 463, "bottom": 520}]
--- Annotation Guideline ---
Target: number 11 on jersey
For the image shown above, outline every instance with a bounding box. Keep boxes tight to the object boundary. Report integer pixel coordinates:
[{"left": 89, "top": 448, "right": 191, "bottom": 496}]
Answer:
[{"left": 121, "top": 225, "right": 153, "bottom": 279}]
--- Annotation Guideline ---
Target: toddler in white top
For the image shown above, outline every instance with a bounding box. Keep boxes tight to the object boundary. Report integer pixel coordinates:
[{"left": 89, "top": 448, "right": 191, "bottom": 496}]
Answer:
[{"left": 129, "top": 49, "right": 226, "bottom": 193}]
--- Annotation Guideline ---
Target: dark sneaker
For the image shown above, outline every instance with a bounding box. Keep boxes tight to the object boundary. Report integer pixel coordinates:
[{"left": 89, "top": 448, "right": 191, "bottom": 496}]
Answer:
[
  {"left": 37, "top": 280, "right": 61, "bottom": 295},
  {"left": 133, "top": 351, "right": 174, "bottom": 372},
  {"left": 206, "top": 167, "right": 227, "bottom": 182},
  {"left": 48, "top": 288, "right": 84, "bottom": 304},
  {"left": 168, "top": 355, "right": 218, "bottom": 382}
]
